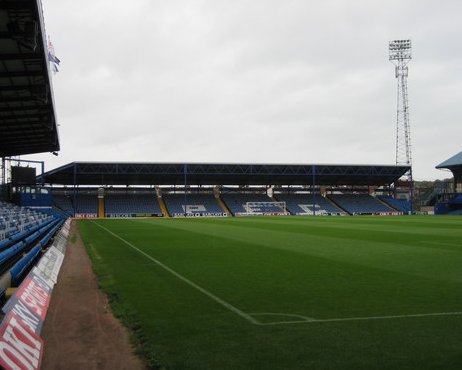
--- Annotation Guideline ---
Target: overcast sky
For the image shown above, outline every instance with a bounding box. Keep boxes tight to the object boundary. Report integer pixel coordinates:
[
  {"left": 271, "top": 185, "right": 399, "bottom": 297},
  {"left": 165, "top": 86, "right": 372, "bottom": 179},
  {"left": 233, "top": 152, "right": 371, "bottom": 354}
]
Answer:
[{"left": 24, "top": 0, "right": 462, "bottom": 180}]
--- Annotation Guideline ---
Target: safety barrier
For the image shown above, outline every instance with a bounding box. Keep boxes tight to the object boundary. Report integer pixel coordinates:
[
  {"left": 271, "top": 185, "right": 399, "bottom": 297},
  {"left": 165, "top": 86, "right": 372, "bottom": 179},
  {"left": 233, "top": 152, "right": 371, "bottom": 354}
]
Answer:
[{"left": 0, "top": 219, "right": 71, "bottom": 370}]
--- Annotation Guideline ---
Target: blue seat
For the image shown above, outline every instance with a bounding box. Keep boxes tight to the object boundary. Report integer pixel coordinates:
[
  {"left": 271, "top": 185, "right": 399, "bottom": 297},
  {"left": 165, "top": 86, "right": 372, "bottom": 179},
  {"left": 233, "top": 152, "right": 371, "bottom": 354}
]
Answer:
[
  {"left": 163, "top": 194, "right": 225, "bottom": 217},
  {"left": 328, "top": 194, "right": 394, "bottom": 215}
]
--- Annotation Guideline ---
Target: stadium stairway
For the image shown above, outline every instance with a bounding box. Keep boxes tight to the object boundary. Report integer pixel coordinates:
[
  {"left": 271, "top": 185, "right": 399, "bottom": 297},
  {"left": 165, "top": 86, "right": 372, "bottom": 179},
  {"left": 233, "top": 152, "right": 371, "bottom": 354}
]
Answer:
[
  {"left": 217, "top": 196, "right": 232, "bottom": 216},
  {"left": 158, "top": 197, "right": 170, "bottom": 218}
]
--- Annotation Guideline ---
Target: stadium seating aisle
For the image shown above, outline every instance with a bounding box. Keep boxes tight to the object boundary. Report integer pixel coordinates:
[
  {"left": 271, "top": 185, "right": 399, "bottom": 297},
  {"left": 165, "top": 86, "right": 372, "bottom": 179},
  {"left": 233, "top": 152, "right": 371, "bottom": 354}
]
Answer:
[{"left": 163, "top": 193, "right": 226, "bottom": 217}]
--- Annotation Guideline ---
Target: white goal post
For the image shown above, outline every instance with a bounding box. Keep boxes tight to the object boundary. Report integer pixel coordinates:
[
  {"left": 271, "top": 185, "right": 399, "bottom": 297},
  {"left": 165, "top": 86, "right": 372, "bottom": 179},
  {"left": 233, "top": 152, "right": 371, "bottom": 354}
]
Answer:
[{"left": 244, "top": 201, "right": 287, "bottom": 216}]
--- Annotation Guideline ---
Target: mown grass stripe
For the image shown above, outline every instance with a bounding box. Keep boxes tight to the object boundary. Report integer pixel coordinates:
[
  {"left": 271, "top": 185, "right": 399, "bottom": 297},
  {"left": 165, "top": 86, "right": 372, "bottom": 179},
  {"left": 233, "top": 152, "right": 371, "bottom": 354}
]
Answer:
[{"left": 92, "top": 221, "right": 260, "bottom": 325}]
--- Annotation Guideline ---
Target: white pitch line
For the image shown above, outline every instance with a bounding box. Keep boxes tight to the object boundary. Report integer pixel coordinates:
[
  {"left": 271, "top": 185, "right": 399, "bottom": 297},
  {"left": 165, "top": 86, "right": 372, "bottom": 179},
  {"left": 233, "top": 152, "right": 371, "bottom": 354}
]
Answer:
[
  {"left": 421, "top": 241, "right": 461, "bottom": 247},
  {"left": 258, "top": 311, "right": 462, "bottom": 325},
  {"left": 91, "top": 221, "right": 462, "bottom": 327},
  {"left": 92, "top": 221, "right": 260, "bottom": 325}
]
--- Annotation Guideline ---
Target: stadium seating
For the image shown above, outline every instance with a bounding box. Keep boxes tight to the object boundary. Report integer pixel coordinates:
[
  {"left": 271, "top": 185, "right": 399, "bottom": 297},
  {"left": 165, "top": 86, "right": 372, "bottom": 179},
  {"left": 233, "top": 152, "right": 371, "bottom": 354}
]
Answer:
[
  {"left": 0, "top": 200, "right": 55, "bottom": 241},
  {"left": 74, "top": 193, "right": 98, "bottom": 215},
  {"left": 163, "top": 193, "right": 225, "bottom": 217},
  {"left": 52, "top": 193, "right": 75, "bottom": 216},
  {"left": 0, "top": 200, "right": 66, "bottom": 295},
  {"left": 274, "top": 194, "right": 345, "bottom": 215},
  {"left": 221, "top": 193, "right": 284, "bottom": 215},
  {"left": 448, "top": 194, "right": 462, "bottom": 205},
  {"left": 105, "top": 191, "right": 162, "bottom": 217},
  {"left": 378, "top": 195, "right": 411, "bottom": 214},
  {"left": 52, "top": 190, "right": 98, "bottom": 216},
  {"left": 328, "top": 194, "right": 395, "bottom": 215},
  {"left": 47, "top": 189, "right": 415, "bottom": 218}
]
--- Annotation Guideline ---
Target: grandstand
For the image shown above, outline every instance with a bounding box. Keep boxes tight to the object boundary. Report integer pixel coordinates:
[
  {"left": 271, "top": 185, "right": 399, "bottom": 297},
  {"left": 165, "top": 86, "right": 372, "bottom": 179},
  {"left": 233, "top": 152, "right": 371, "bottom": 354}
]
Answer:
[
  {"left": 37, "top": 162, "right": 411, "bottom": 217},
  {"left": 0, "top": 3, "right": 71, "bottom": 367},
  {"left": 0, "top": 0, "right": 59, "bottom": 158},
  {"left": 48, "top": 186, "right": 414, "bottom": 217},
  {"left": 49, "top": 186, "right": 414, "bottom": 217},
  {"left": 435, "top": 151, "right": 462, "bottom": 215}
]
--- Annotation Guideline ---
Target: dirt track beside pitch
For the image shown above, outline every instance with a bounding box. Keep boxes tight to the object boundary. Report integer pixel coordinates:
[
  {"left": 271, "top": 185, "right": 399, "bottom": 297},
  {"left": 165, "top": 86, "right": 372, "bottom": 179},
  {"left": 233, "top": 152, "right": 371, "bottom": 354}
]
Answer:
[{"left": 41, "top": 221, "right": 146, "bottom": 370}]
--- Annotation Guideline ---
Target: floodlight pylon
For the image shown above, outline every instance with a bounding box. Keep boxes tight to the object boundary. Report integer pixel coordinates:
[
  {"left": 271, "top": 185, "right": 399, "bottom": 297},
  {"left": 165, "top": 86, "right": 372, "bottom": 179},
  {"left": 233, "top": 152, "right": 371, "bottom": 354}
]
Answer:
[{"left": 389, "top": 39, "right": 412, "bottom": 181}]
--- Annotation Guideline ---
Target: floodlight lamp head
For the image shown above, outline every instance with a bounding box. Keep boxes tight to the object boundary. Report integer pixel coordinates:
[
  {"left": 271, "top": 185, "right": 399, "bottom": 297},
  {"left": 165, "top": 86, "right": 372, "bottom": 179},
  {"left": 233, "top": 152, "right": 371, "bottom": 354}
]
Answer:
[{"left": 389, "top": 39, "right": 412, "bottom": 61}]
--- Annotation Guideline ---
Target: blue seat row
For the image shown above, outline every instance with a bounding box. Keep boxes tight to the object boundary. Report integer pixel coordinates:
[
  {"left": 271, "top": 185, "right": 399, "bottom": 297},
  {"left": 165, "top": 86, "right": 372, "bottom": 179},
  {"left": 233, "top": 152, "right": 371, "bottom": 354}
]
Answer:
[
  {"left": 274, "top": 194, "right": 344, "bottom": 215},
  {"left": 221, "top": 193, "right": 284, "bottom": 216},
  {"left": 105, "top": 192, "right": 162, "bottom": 216},
  {"left": 164, "top": 194, "right": 225, "bottom": 217},
  {"left": 328, "top": 194, "right": 394, "bottom": 215},
  {"left": 378, "top": 195, "right": 411, "bottom": 213}
]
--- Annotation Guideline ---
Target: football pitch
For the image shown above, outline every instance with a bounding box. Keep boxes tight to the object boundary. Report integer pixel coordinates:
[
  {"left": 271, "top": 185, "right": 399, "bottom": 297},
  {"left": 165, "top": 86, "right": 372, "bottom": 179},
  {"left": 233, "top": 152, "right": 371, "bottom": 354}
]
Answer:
[{"left": 78, "top": 216, "right": 462, "bottom": 370}]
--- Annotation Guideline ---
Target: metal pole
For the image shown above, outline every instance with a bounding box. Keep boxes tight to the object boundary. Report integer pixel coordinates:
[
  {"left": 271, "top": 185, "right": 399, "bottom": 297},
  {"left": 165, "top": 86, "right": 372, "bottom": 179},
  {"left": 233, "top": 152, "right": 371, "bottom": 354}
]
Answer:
[
  {"left": 184, "top": 164, "right": 188, "bottom": 217},
  {"left": 1, "top": 157, "right": 5, "bottom": 184},
  {"left": 73, "top": 163, "right": 77, "bottom": 217},
  {"left": 312, "top": 165, "right": 316, "bottom": 216},
  {"left": 41, "top": 161, "right": 45, "bottom": 186},
  {"left": 409, "top": 167, "right": 413, "bottom": 215},
  {"left": 1, "top": 157, "right": 5, "bottom": 200}
]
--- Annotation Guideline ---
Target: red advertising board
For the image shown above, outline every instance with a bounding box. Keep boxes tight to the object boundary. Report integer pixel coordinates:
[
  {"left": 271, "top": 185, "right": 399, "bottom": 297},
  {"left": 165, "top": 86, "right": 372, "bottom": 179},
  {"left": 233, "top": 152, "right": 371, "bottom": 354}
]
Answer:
[
  {"left": 14, "top": 273, "right": 52, "bottom": 321},
  {"left": 0, "top": 311, "right": 43, "bottom": 370}
]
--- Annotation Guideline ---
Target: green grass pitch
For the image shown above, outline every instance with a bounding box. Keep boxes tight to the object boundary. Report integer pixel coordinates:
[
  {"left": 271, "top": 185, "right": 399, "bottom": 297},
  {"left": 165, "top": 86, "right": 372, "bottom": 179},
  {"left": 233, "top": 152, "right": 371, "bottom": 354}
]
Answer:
[{"left": 78, "top": 216, "right": 462, "bottom": 370}]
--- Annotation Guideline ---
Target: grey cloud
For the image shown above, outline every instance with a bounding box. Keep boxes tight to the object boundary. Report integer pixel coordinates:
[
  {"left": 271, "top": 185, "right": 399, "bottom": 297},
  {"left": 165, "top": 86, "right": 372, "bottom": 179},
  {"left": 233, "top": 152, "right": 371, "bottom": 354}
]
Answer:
[{"left": 23, "top": 0, "right": 462, "bottom": 180}]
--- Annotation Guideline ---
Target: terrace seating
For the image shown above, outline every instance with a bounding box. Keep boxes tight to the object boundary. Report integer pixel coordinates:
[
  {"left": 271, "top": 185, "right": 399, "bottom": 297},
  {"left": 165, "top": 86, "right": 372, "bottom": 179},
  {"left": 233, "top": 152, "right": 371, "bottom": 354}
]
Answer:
[
  {"left": 221, "top": 193, "right": 283, "bottom": 215},
  {"left": 105, "top": 192, "right": 162, "bottom": 217},
  {"left": 274, "top": 194, "right": 344, "bottom": 215},
  {"left": 52, "top": 190, "right": 98, "bottom": 216},
  {"left": 52, "top": 193, "right": 75, "bottom": 215},
  {"left": 0, "top": 200, "right": 65, "bottom": 289},
  {"left": 448, "top": 194, "right": 462, "bottom": 205},
  {"left": 163, "top": 193, "right": 225, "bottom": 217},
  {"left": 328, "top": 194, "right": 395, "bottom": 215},
  {"left": 378, "top": 195, "right": 411, "bottom": 214},
  {"left": 1, "top": 201, "right": 55, "bottom": 241}
]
